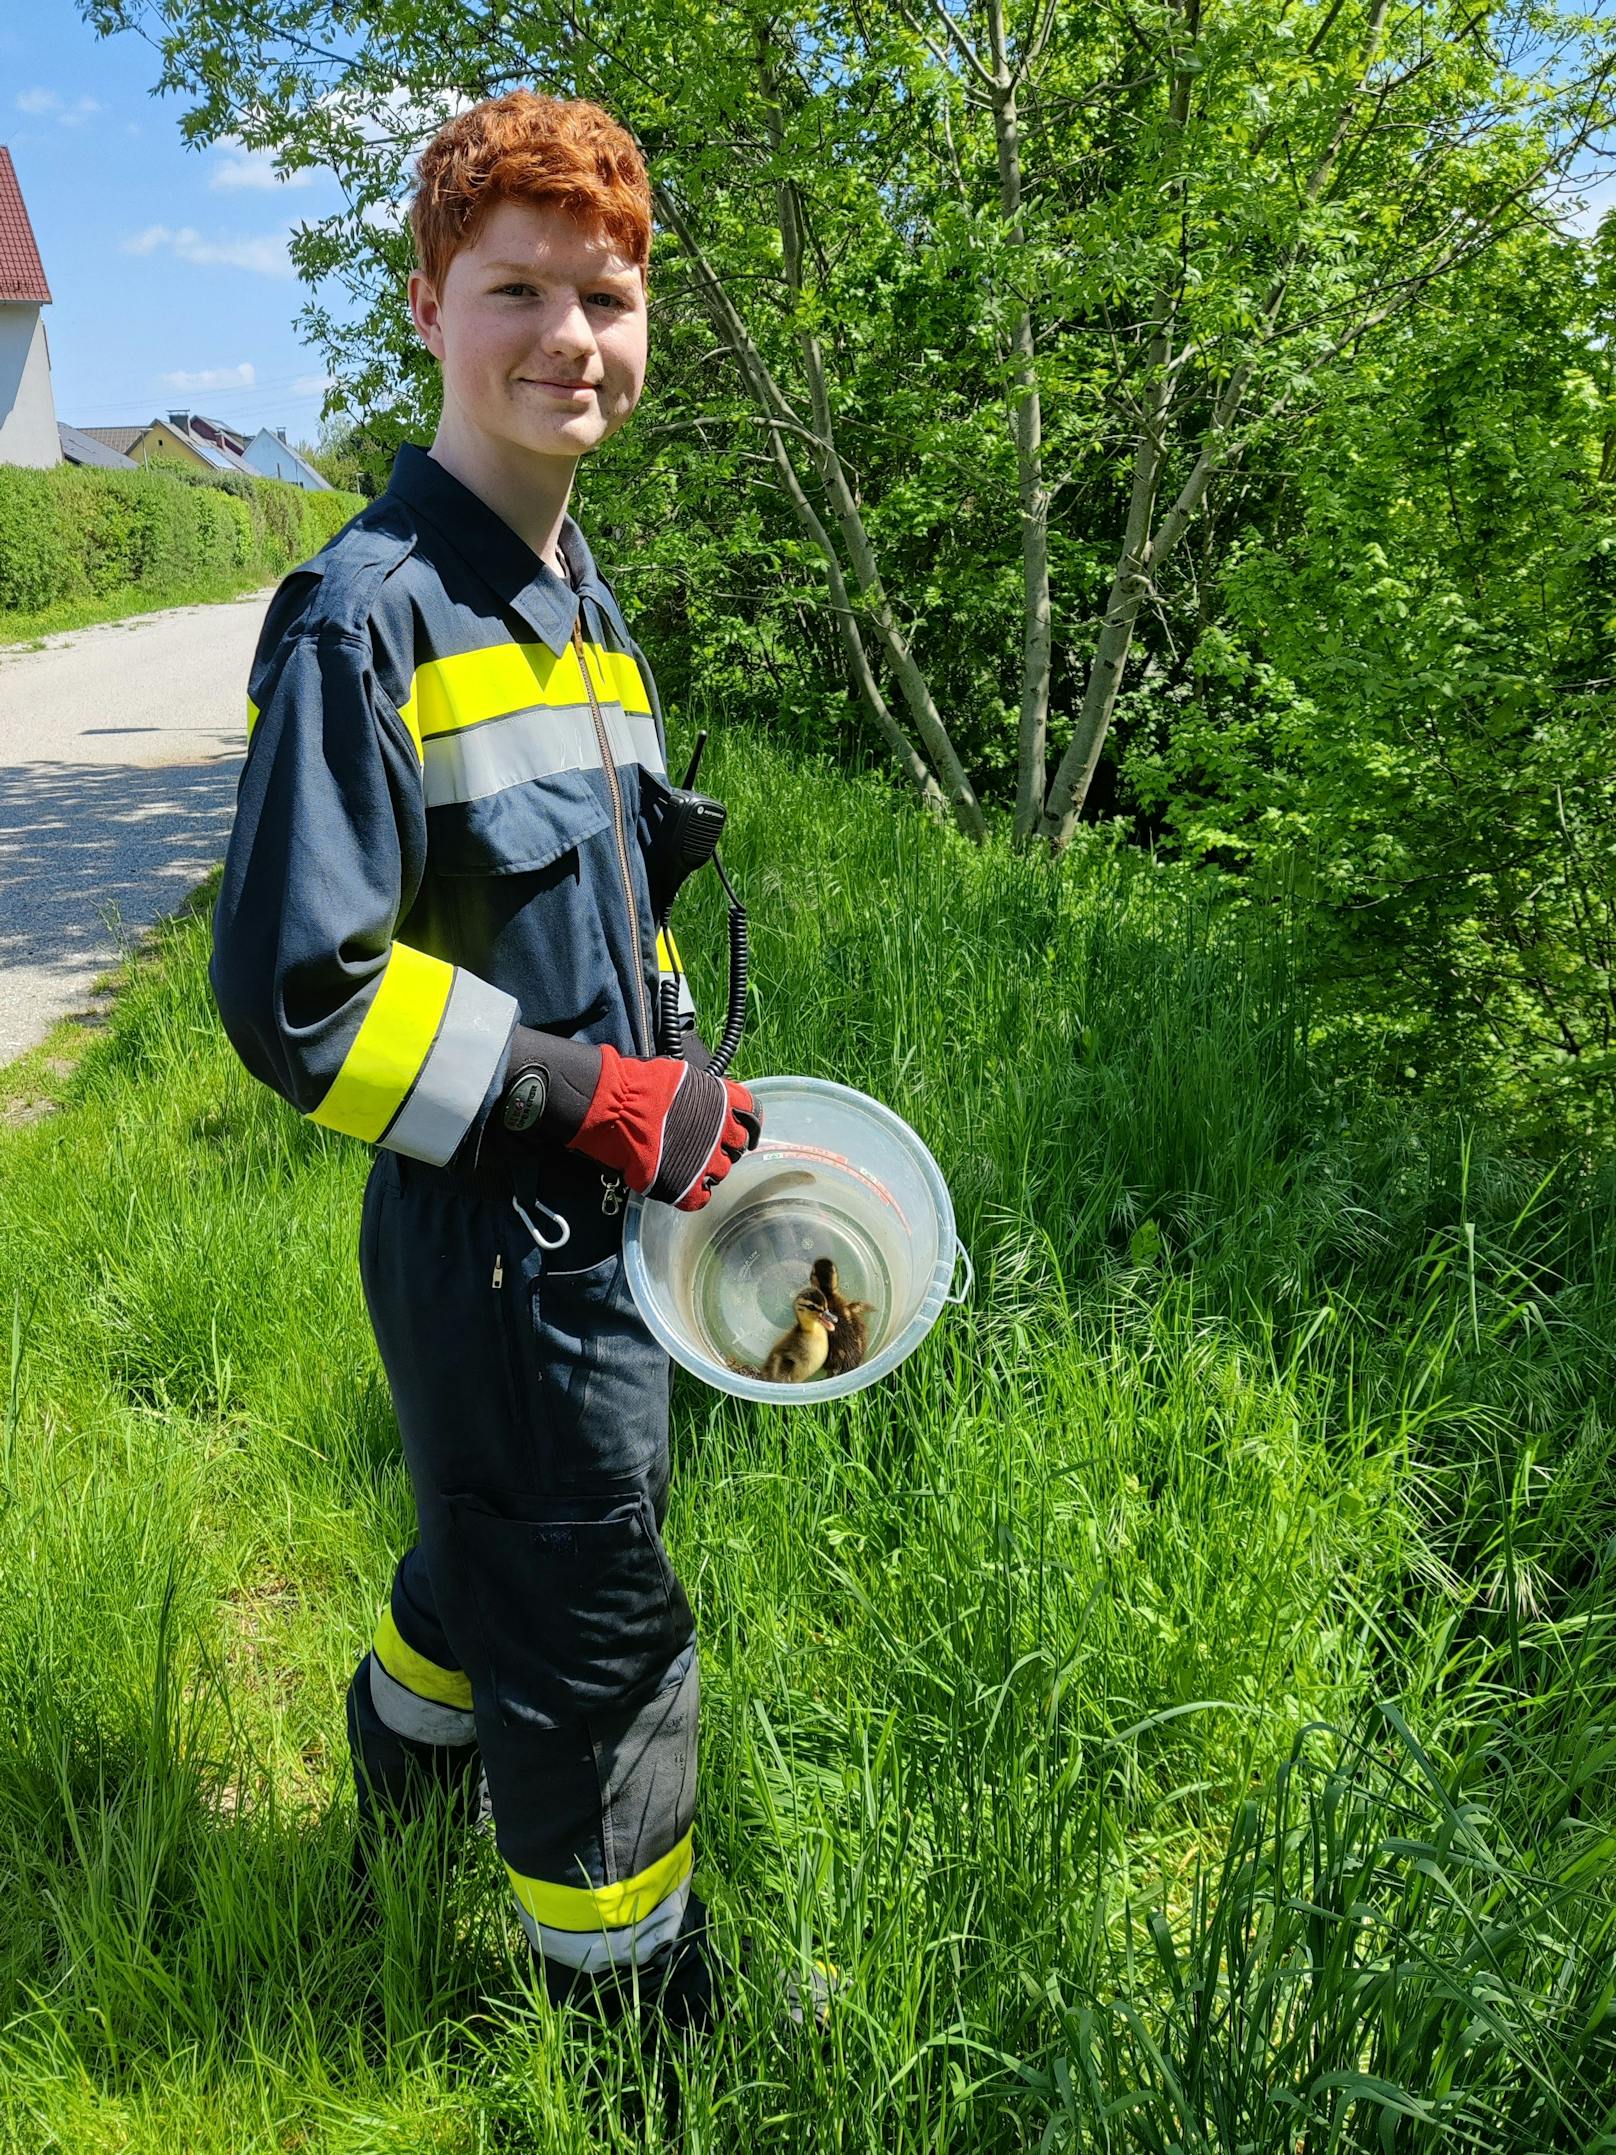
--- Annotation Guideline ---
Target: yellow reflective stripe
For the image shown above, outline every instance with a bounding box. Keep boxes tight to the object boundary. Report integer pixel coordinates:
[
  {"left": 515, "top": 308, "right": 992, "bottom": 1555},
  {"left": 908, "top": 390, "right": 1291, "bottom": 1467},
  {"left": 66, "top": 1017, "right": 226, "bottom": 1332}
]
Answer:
[
  {"left": 600, "top": 649, "right": 651, "bottom": 715},
  {"left": 655, "top": 929, "right": 684, "bottom": 975},
  {"left": 373, "top": 1605, "right": 473, "bottom": 1710},
  {"left": 310, "top": 943, "right": 454, "bottom": 1144},
  {"left": 508, "top": 1830, "right": 693, "bottom": 1934},
  {"left": 246, "top": 693, "right": 259, "bottom": 742},
  {"left": 409, "top": 639, "right": 649, "bottom": 741}
]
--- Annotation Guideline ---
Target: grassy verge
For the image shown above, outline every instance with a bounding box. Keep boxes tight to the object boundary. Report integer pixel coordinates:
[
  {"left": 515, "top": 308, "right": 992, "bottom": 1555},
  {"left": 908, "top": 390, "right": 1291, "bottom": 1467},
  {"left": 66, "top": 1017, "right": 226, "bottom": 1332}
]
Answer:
[
  {"left": 0, "top": 727, "right": 1612, "bottom": 2150},
  {"left": 0, "top": 572, "right": 280, "bottom": 651}
]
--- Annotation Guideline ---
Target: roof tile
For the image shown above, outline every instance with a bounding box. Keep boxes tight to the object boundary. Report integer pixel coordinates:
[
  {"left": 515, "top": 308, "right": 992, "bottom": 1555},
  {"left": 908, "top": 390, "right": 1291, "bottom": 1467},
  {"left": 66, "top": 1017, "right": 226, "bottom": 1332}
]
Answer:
[{"left": 0, "top": 147, "right": 51, "bottom": 305}]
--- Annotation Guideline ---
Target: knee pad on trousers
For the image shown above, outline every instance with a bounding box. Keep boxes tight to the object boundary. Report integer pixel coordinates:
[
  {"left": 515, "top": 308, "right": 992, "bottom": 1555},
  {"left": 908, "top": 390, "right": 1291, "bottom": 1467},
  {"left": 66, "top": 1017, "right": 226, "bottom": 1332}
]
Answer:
[
  {"left": 345, "top": 1652, "right": 479, "bottom": 1833},
  {"left": 442, "top": 1489, "right": 694, "bottom": 1729}
]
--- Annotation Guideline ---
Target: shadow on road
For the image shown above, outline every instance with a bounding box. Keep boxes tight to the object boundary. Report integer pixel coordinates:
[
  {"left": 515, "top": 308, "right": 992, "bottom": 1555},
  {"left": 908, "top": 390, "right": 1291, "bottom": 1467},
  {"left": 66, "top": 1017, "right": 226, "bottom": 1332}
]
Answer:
[{"left": 0, "top": 754, "right": 243, "bottom": 984}]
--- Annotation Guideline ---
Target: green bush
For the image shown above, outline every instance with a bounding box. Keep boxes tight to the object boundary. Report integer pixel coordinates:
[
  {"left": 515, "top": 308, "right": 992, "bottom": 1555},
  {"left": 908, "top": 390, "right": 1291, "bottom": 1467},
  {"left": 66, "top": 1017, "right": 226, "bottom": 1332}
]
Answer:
[
  {"left": 0, "top": 465, "right": 77, "bottom": 611},
  {"left": 0, "top": 459, "right": 365, "bottom": 625},
  {"left": 219, "top": 491, "right": 257, "bottom": 572}
]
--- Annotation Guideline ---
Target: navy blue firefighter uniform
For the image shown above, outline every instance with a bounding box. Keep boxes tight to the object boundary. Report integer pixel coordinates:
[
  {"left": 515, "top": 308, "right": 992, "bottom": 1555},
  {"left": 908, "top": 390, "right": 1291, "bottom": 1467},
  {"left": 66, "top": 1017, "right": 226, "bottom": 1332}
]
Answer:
[{"left": 210, "top": 443, "right": 708, "bottom": 2000}]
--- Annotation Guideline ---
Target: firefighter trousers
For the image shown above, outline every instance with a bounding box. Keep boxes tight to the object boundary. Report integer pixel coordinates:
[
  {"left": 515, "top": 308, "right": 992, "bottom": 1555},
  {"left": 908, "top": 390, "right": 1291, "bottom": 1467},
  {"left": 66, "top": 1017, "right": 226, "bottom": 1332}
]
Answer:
[{"left": 346, "top": 1141, "right": 700, "bottom": 1984}]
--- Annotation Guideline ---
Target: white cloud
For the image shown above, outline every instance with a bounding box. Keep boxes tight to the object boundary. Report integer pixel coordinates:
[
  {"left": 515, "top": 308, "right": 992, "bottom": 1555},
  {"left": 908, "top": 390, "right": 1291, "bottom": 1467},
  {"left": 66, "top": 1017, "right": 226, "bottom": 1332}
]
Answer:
[
  {"left": 161, "top": 362, "right": 258, "bottom": 393},
  {"left": 15, "top": 88, "right": 104, "bottom": 126},
  {"left": 120, "top": 224, "right": 295, "bottom": 279},
  {"left": 292, "top": 372, "right": 336, "bottom": 396},
  {"left": 210, "top": 136, "right": 317, "bottom": 191}
]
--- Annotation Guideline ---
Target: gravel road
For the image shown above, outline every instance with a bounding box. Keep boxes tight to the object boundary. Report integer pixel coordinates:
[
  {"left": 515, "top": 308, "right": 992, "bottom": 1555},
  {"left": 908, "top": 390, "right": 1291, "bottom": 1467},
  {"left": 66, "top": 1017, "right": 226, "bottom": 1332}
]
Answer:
[{"left": 0, "top": 589, "right": 273, "bottom": 1067}]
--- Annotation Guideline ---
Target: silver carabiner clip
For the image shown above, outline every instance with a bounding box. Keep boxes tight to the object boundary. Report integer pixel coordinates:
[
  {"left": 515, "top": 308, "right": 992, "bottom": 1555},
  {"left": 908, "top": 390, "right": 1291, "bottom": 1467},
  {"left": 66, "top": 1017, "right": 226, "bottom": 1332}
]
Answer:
[{"left": 511, "top": 1192, "right": 571, "bottom": 1253}]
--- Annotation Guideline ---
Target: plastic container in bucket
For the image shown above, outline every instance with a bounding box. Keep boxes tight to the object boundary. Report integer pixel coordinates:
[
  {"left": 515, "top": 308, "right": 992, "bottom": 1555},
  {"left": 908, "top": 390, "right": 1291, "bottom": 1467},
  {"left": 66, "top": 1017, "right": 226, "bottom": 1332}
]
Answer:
[{"left": 622, "top": 1075, "right": 970, "bottom": 1402}]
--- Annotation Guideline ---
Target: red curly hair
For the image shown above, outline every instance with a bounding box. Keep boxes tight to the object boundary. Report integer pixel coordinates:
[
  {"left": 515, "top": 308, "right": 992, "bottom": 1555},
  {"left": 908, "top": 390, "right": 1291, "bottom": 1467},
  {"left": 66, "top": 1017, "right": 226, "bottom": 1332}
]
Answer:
[{"left": 410, "top": 92, "right": 652, "bottom": 293}]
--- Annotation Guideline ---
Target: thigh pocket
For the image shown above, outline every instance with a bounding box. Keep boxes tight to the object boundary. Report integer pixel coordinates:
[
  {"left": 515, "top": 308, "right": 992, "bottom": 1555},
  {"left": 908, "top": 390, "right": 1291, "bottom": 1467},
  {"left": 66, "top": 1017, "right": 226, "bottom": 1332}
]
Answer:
[
  {"left": 444, "top": 1487, "right": 691, "bottom": 1729},
  {"left": 504, "top": 1249, "right": 672, "bottom": 1495}
]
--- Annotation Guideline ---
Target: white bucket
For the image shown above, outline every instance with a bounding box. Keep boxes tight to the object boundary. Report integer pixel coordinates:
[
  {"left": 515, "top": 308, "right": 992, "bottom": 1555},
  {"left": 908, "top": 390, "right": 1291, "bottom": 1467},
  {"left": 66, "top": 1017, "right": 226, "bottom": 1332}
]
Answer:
[{"left": 622, "top": 1075, "right": 971, "bottom": 1402}]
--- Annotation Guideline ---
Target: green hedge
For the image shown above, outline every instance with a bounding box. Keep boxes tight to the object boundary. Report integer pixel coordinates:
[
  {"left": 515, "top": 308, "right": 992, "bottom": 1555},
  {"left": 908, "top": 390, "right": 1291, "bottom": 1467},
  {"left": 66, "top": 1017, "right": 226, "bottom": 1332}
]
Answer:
[{"left": 0, "top": 459, "right": 365, "bottom": 616}]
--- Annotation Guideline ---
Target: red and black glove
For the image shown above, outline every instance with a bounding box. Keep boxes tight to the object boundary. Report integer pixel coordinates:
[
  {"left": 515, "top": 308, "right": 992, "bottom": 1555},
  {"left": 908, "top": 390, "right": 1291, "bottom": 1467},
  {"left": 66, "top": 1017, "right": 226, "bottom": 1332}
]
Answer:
[
  {"left": 488, "top": 1026, "right": 761, "bottom": 1211},
  {"left": 569, "top": 1042, "right": 761, "bottom": 1209}
]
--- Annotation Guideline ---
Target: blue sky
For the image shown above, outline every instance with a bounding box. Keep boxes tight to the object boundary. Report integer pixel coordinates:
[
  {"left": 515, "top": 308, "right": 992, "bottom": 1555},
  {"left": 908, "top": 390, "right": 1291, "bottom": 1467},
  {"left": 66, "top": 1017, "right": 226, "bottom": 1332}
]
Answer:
[{"left": 3, "top": 4, "right": 357, "bottom": 450}]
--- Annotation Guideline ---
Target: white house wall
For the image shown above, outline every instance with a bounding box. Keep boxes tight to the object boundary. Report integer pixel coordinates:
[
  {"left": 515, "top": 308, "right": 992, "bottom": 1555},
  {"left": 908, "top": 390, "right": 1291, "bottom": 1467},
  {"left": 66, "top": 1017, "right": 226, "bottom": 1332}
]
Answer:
[
  {"left": 242, "top": 430, "right": 325, "bottom": 490},
  {"left": 0, "top": 305, "right": 61, "bottom": 469}
]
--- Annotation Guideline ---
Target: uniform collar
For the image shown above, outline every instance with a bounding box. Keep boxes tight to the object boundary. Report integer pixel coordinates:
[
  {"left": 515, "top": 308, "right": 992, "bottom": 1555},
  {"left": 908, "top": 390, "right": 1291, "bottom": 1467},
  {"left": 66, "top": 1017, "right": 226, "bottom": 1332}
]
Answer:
[{"left": 385, "top": 443, "right": 608, "bottom": 657}]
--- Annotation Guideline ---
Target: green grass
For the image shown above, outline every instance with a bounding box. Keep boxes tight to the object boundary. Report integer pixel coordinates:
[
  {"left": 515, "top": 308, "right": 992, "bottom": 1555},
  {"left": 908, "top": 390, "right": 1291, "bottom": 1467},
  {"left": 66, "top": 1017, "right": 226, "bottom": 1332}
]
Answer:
[
  {"left": 0, "top": 570, "right": 279, "bottom": 649},
  {"left": 0, "top": 724, "right": 1612, "bottom": 2150}
]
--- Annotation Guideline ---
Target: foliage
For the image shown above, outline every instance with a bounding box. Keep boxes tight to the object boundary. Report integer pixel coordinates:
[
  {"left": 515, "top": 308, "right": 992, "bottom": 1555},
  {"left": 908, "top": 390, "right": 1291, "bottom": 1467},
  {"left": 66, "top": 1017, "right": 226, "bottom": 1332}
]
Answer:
[
  {"left": 73, "top": 0, "right": 1616, "bottom": 1122},
  {"left": 1, "top": 729, "right": 1614, "bottom": 2144},
  {"left": 0, "top": 461, "right": 366, "bottom": 621},
  {"left": 1125, "top": 222, "right": 1616, "bottom": 1141},
  {"left": 82, "top": 0, "right": 1616, "bottom": 842}
]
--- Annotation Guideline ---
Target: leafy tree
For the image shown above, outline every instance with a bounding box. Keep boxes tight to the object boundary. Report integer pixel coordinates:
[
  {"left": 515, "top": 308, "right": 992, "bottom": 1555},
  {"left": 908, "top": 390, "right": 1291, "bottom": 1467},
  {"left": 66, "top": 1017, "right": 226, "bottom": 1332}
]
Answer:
[
  {"left": 1126, "top": 219, "right": 1616, "bottom": 1137},
  {"left": 86, "top": 0, "right": 1611, "bottom": 845}
]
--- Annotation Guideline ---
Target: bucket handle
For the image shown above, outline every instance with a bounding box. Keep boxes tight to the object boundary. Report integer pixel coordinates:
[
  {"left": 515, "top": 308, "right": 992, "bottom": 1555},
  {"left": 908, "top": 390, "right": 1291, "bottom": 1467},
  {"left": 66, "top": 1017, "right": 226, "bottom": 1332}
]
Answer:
[{"left": 944, "top": 1239, "right": 974, "bottom": 1305}]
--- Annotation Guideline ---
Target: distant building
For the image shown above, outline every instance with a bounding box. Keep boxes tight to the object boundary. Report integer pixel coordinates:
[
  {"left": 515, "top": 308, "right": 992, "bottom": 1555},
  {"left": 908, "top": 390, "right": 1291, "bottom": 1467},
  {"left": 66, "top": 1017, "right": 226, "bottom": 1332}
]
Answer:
[
  {"left": 0, "top": 144, "right": 61, "bottom": 469},
  {"left": 241, "top": 425, "right": 332, "bottom": 491},
  {"left": 77, "top": 418, "right": 215, "bottom": 474},
  {"left": 163, "top": 409, "right": 252, "bottom": 472},
  {"left": 58, "top": 421, "right": 137, "bottom": 470},
  {"left": 75, "top": 411, "right": 331, "bottom": 490}
]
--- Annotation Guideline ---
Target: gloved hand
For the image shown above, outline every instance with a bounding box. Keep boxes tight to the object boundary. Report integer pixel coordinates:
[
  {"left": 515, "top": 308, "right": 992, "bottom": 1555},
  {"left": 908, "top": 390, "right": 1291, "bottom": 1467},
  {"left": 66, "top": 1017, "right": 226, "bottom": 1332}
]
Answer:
[
  {"left": 568, "top": 1042, "right": 761, "bottom": 1210},
  {"left": 490, "top": 1026, "right": 761, "bottom": 1211}
]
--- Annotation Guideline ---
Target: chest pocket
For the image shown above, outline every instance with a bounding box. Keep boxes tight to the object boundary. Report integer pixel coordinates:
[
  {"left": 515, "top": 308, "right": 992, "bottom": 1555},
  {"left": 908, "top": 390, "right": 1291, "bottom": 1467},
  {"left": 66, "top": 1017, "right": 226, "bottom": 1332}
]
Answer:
[{"left": 428, "top": 770, "right": 610, "bottom": 877}]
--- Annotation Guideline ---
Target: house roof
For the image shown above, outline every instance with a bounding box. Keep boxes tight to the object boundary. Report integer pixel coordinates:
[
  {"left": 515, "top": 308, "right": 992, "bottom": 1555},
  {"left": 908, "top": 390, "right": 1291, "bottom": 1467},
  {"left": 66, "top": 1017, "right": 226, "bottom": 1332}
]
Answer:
[
  {"left": 0, "top": 147, "right": 51, "bottom": 304},
  {"left": 166, "top": 410, "right": 252, "bottom": 470},
  {"left": 79, "top": 426, "right": 150, "bottom": 455},
  {"left": 59, "top": 422, "right": 138, "bottom": 470}
]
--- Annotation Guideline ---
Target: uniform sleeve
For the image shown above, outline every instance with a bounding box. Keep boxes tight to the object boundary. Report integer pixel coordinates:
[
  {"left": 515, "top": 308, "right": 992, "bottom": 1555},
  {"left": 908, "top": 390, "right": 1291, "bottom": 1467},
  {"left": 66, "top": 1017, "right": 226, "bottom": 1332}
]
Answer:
[{"left": 210, "top": 603, "right": 519, "bottom": 1166}]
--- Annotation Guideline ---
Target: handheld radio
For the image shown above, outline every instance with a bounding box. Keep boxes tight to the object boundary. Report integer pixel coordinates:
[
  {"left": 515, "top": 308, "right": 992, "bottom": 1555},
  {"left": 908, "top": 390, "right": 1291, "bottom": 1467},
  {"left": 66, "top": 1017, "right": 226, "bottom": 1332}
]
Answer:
[{"left": 644, "top": 730, "right": 748, "bottom": 1076}]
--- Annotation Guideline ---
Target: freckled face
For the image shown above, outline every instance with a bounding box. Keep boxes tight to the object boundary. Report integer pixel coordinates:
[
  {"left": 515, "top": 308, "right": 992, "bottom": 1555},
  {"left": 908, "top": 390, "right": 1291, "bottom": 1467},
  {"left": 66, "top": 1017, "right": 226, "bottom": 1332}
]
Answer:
[{"left": 409, "top": 197, "right": 648, "bottom": 464}]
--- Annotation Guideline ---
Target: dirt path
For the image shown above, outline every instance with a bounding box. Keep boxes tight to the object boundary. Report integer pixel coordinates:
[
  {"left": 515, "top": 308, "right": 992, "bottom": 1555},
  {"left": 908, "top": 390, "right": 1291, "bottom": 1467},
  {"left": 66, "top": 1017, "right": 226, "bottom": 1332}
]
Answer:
[{"left": 0, "top": 589, "right": 273, "bottom": 1067}]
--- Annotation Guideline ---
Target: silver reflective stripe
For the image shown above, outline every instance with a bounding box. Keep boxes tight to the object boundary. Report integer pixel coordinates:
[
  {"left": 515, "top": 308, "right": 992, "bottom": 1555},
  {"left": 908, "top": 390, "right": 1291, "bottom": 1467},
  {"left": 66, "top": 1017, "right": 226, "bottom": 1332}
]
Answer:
[
  {"left": 512, "top": 1874, "right": 691, "bottom": 1974},
  {"left": 423, "top": 702, "right": 664, "bottom": 809},
  {"left": 382, "top": 968, "right": 517, "bottom": 1166},
  {"left": 369, "top": 1652, "right": 477, "bottom": 1747}
]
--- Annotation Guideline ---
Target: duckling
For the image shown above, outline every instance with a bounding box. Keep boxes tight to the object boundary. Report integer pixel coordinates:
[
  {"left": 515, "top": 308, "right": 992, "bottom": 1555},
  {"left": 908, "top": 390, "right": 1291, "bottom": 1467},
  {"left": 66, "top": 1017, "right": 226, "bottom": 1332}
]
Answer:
[
  {"left": 763, "top": 1286, "right": 838, "bottom": 1382},
  {"left": 810, "top": 1257, "right": 874, "bottom": 1378}
]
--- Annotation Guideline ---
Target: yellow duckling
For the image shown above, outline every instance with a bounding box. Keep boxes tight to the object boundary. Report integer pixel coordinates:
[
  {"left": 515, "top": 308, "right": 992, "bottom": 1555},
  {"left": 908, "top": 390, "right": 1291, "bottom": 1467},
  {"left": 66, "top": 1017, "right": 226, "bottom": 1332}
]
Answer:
[
  {"left": 758, "top": 1286, "right": 839, "bottom": 1382},
  {"left": 811, "top": 1256, "right": 874, "bottom": 1379}
]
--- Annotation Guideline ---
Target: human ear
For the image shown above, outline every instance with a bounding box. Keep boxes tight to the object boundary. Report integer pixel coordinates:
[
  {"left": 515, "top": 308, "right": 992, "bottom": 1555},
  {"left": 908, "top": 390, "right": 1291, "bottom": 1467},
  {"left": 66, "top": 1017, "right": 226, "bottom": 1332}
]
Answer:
[{"left": 408, "top": 270, "right": 444, "bottom": 360}]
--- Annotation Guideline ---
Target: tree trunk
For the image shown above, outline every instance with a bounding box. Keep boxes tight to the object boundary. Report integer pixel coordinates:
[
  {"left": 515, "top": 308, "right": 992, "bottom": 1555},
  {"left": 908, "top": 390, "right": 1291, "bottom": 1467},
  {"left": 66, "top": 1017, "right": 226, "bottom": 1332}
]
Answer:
[
  {"left": 1039, "top": 0, "right": 1394, "bottom": 848},
  {"left": 653, "top": 179, "right": 950, "bottom": 821},
  {"left": 654, "top": 171, "right": 984, "bottom": 839},
  {"left": 981, "top": 0, "right": 1053, "bottom": 842},
  {"left": 1039, "top": 364, "right": 1245, "bottom": 848}
]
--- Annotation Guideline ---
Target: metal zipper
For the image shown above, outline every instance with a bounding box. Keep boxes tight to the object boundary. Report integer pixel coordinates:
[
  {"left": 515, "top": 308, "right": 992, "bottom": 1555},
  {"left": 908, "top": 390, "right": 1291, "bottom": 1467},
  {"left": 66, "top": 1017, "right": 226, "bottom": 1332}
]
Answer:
[{"left": 573, "top": 610, "right": 654, "bottom": 1058}]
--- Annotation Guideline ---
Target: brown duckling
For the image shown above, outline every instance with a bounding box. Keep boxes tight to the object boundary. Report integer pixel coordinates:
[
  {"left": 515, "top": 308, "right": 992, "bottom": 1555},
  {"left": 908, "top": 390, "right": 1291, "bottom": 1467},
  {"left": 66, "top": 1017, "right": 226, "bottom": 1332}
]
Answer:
[{"left": 810, "top": 1257, "right": 874, "bottom": 1378}]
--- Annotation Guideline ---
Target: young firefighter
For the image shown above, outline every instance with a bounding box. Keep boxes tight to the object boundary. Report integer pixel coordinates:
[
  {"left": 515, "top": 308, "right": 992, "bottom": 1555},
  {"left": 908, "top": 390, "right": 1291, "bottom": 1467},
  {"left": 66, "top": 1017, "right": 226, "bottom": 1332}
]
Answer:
[{"left": 209, "top": 92, "right": 763, "bottom": 2034}]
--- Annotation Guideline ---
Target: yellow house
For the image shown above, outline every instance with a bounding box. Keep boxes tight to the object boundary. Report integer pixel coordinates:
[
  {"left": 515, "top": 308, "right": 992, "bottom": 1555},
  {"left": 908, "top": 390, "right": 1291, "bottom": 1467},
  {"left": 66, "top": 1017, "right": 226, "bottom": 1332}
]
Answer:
[{"left": 78, "top": 419, "right": 221, "bottom": 472}]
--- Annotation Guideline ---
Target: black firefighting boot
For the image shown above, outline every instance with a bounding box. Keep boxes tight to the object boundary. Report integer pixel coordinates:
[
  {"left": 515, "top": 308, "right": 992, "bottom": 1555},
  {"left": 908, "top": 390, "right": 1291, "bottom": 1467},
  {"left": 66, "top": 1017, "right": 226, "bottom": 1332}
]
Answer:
[
  {"left": 345, "top": 1650, "right": 483, "bottom": 1898},
  {"left": 533, "top": 1887, "right": 726, "bottom": 2035}
]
